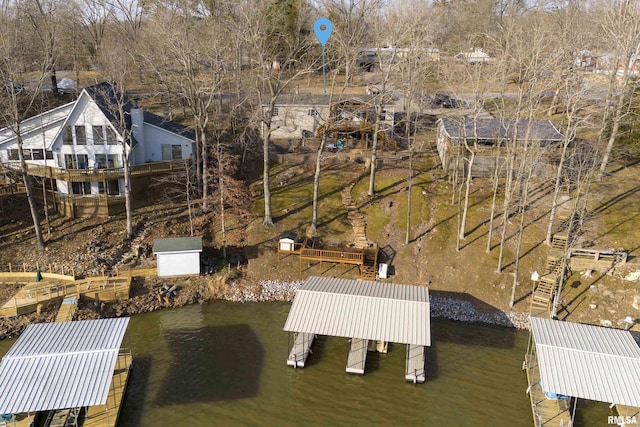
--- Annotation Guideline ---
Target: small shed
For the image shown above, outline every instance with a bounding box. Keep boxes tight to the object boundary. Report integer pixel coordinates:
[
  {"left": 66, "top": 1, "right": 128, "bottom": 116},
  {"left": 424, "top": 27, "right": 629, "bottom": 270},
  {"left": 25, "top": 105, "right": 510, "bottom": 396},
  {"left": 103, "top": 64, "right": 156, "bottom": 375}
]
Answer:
[{"left": 153, "top": 236, "right": 203, "bottom": 277}]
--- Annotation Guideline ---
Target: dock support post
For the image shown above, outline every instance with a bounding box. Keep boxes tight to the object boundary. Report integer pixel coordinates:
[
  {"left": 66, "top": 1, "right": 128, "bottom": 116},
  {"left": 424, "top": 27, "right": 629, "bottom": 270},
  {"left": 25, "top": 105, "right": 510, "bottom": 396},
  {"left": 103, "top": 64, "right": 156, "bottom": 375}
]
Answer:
[{"left": 8, "top": 263, "right": 11, "bottom": 273}]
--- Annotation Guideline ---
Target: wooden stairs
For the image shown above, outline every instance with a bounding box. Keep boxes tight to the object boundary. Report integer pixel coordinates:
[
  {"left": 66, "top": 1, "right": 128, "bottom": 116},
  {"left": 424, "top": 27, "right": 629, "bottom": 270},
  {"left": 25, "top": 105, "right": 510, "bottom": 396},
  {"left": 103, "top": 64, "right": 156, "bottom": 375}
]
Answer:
[
  {"left": 360, "top": 248, "right": 378, "bottom": 281},
  {"left": 530, "top": 274, "right": 559, "bottom": 315}
]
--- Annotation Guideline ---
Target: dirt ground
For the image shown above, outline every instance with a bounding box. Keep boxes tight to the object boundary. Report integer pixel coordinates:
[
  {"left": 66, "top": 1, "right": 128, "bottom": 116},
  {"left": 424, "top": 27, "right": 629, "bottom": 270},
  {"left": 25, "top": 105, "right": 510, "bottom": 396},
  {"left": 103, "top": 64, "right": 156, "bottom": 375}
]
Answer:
[{"left": 1, "top": 147, "right": 639, "bottom": 333}]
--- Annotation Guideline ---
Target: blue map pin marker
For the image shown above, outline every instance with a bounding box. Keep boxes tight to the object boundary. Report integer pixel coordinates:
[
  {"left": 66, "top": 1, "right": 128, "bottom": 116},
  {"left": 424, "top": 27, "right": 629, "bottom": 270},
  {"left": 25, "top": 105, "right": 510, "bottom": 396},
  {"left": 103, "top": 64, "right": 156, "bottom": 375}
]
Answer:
[{"left": 314, "top": 18, "right": 333, "bottom": 47}]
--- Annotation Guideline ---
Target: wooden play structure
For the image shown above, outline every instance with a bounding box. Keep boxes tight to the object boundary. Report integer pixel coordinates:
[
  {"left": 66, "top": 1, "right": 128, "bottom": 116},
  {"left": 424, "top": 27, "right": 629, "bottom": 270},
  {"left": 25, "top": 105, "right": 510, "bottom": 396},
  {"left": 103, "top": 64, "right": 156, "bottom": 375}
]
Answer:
[{"left": 315, "top": 98, "right": 398, "bottom": 152}]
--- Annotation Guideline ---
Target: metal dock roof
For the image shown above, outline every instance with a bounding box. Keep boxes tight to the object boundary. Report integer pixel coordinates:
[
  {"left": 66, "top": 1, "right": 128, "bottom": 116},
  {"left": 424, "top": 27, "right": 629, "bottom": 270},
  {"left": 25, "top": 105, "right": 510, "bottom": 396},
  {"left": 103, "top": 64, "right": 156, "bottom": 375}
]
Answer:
[
  {"left": 283, "top": 277, "right": 430, "bottom": 346},
  {"left": 0, "top": 317, "right": 130, "bottom": 414},
  {"left": 530, "top": 317, "right": 640, "bottom": 407}
]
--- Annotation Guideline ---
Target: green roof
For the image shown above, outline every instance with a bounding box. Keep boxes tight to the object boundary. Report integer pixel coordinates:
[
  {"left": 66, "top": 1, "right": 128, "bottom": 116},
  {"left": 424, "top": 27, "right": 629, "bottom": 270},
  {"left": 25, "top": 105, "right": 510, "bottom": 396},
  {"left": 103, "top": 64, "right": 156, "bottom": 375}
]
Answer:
[{"left": 153, "top": 237, "right": 202, "bottom": 253}]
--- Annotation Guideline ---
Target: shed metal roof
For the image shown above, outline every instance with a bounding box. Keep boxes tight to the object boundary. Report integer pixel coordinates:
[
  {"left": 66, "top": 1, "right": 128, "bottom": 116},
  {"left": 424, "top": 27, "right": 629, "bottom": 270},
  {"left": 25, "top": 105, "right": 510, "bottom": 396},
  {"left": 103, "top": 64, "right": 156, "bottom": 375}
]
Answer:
[
  {"left": 283, "top": 276, "right": 430, "bottom": 346},
  {"left": 439, "top": 118, "right": 565, "bottom": 142},
  {"left": 0, "top": 317, "right": 130, "bottom": 414},
  {"left": 531, "top": 317, "right": 640, "bottom": 407},
  {"left": 153, "top": 236, "right": 203, "bottom": 253}
]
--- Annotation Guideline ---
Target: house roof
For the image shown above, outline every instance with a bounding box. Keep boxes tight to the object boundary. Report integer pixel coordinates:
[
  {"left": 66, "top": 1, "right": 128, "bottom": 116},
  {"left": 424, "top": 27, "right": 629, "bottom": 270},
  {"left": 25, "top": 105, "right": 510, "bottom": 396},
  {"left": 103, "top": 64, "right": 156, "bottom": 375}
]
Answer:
[
  {"left": 439, "top": 118, "right": 565, "bottom": 142},
  {"left": 153, "top": 236, "right": 203, "bottom": 253},
  {"left": 283, "top": 276, "right": 431, "bottom": 346},
  {"left": 144, "top": 110, "right": 195, "bottom": 141},
  {"left": 531, "top": 317, "right": 640, "bottom": 407},
  {"left": 0, "top": 317, "right": 130, "bottom": 414},
  {"left": 0, "top": 82, "right": 195, "bottom": 150}
]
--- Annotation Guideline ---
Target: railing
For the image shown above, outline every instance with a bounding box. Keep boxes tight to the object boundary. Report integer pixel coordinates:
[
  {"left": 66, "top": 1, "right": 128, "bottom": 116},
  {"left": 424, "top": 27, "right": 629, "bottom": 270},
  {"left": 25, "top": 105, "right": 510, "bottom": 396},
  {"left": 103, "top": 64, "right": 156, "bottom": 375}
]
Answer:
[
  {"left": 8, "top": 159, "right": 190, "bottom": 182},
  {"left": 54, "top": 193, "right": 126, "bottom": 208},
  {"left": 300, "top": 247, "right": 364, "bottom": 264}
]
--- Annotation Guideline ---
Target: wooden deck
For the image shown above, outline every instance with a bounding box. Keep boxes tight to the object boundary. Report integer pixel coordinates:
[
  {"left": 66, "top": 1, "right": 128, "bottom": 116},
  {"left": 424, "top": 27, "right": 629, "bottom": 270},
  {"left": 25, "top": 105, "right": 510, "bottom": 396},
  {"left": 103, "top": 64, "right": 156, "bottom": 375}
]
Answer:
[
  {"left": 346, "top": 338, "right": 368, "bottom": 375},
  {"left": 405, "top": 345, "right": 425, "bottom": 384},
  {"left": 0, "top": 276, "right": 131, "bottom": 318},
  {"left": 54, "top": 297, "right": 78, "bottom": 322},
  {"left": 524, "top": 353, "right": 573, "bottom": 426},
  {"left": 287, "top": 332, "right": 315, "bottom": 368},
  {"left": 616, "top": 405, "right": 640, "bottom": 426}
]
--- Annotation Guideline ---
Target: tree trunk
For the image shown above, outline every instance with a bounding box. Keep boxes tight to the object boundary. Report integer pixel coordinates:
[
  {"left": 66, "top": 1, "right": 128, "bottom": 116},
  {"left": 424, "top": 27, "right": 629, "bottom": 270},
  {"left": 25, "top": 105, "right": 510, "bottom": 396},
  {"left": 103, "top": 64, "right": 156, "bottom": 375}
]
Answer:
[
  {"left": 17, "top": 135, "right": 45, "bottom": 248},
  {"left": 201, "top": 127, "right": 209, "bottom": 210},
  {"left": 545, "top": 138, "right": 571, "bottom": 245},
  {"left": 509, "top": 167, "right": 532, "bottom": 308},
  {"left": 459, "top": 151, "right": 475, "bottom": 241},
  {"left": 598, "top": 91, "right": 625, "bottom": 180},
  {"left": 311, "top": 131, "right": 327, "bottom": 231},
  {"left": 368, "top": 121, "right": 380, "bottom": 196},
  {"left": 123, "top": 150, "right": 133, "bottom": 239},
  {"left": 405, "top": 145, "right": 413, "bottom": 245},
  {"left": 263, "top": 131, "right": 273, "bottom": 226},
  {"left": 486, "top": 162, "right": 501, "bottom": 253},
  {"left": 496, "top": 154, "right": 516, "bottom": 273}
]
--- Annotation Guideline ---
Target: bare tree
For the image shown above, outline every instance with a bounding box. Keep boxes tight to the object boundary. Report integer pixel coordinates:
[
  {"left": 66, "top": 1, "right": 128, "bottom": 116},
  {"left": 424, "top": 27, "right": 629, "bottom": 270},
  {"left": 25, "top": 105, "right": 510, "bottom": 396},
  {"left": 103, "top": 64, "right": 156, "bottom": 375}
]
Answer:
[
  {"left": 239, "top": 0, "right": 315, "bottom": 225},
  {"left": 0, "top": 3, "right": 51, "bottom": 248}
]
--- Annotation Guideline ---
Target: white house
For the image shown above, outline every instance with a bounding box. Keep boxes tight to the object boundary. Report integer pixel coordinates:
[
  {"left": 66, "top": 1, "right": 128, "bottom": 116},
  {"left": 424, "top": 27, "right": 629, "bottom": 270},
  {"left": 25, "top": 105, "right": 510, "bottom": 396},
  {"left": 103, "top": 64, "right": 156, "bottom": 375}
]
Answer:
[
  {"left": 0, "top": 82, "right": 195, "bottom": 216},
  {"left": 263, "top": 94, "right": 332, "bottom": 140},
  {"left": 153, "top": 236, "right": 203, "bottom": 277}
]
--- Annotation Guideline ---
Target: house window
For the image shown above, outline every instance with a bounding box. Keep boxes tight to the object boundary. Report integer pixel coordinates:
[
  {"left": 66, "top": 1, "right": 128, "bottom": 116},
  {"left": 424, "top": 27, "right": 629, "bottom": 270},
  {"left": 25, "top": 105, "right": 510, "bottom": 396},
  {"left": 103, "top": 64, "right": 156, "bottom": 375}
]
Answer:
[
  {"left": 8, "top": 149, "right": 19, "bottom": 160},
  {"left": 45, "top": 151, "right": 53, "bottom": 160},
  {"left": 272, "top": 107, "right": 279, "bottom": 116},
  {"left": 95, "top": 154, "right": 107, "bottom": 169},
  {"left": 106, "top": 127, "right": 118, "bottom": 145},
  {"left": 62, "top": 126, "right": 73, "bottom": 145},
  {"left": 307, "top": 108, "right": 318, "bottom": 116},
  {"left": 106, "top": 180, "right": 120, "bottom": 195},
  {"left": 107, "top": 154, "right": 120, "bottom": 168},
  {"left": 22, "top": 149, "right": 32, "bottom": 160},
  {"left": 71, "top": 182, "right": 91, "bottom": 195},
  {"left": 75, "top": 126, "right": 86, "bottom": 144},
  {"left": 57, "top": 154, "right": 64, "bottom": 168},
  {"left": 161, "top": 144, "right": 182, "bottom": 161},
  {"left": 31, "top": 149, "right": 44, "bottom": 160},
  {"left": 76, "top": 154, "right": 88, "bottom": 169},
  {"left": 92, "top": 126, "right": 105, "bottom": 144}
]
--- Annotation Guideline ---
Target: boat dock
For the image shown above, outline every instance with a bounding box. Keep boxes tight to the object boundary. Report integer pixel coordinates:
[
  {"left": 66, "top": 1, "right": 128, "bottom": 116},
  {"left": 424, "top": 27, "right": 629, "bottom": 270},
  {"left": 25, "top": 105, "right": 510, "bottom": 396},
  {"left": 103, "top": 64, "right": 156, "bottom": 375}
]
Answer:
[
  {"left": 524, "top": 351, "right": 573, "bottom": 426},
  {"left": 287, "top": 333, "right": 315, "bottom": 368},
  {"left": 284, "top": 276, "right": 430, "bottom": 381},
  {"left": 84, "top": 352, "right": 133, "bottom": 427},
  {"left": 54, "top": 297, "right": 78, "bottom": 322},
  {"left": 616, "top": 405, "right": 640, "bottom": 427},
  {"left": 526, "top": 317, "right": 640, "bottom": 427},
  {"left": 0, "top": 275, "right": 131, "bottom": 318},
  {"left": 405, "top": 345, "right": 426, "bottom": 384},
  {"left": 346, "top": 338, "right": 368, "bottom": 375}
]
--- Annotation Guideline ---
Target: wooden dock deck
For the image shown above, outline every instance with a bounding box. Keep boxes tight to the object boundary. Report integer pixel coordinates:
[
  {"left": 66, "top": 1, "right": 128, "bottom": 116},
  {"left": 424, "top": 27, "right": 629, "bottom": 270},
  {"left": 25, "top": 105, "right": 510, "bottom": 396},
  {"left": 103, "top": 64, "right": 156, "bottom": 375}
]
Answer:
[
  {"left": 0, "top": 276, "right": 130, "bottom": 318},
  {"left": 616, "top": 405, "right": 640, "bottom": 426},
  {"left": 346, "top": 338, "right": 368, "bottom": 375},
  {"left": 84, "top": 352, "right": 132, "bottom": 427},
  {"left": 54, "top": 297, "right": 78, "bottom": 322},
  {"left": 524, "top": 353, "right": 573, "bottom": 426},
  {"left": 405, "top": 345, "right": 425, "bottom": 383},
  {"left": 287, "top": 333, "right": 315, "bottom": 368}
]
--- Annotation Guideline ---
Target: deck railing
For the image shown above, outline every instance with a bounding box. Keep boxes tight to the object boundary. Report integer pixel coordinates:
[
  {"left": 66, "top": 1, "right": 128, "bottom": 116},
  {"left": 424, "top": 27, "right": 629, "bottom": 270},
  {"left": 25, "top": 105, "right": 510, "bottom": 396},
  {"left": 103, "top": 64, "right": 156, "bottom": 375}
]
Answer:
[
  {"left": 300, "top": 248, "right": 364, "bottom": 264},
  {"left": 8, "top": 159, "right": 190, "bottom": 182}
]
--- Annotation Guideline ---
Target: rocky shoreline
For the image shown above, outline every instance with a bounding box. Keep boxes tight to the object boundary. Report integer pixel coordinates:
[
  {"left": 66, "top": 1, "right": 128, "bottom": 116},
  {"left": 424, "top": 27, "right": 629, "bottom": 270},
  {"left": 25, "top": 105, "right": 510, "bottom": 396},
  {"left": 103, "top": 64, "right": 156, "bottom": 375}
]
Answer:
[
  {"left": 222, "top": 280, "right": 531, "bottom": 330},
  {"left": 0, "top": 278, "right": 530, "bottom": 340}
]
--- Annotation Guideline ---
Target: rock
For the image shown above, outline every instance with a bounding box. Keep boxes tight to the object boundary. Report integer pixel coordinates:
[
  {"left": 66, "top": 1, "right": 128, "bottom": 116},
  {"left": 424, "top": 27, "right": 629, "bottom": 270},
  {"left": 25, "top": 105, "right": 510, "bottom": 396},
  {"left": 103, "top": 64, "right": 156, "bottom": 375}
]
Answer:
[
  {"left": 633, "top": 295, "right": 640, "bottom": 311},
  {"left": 600, "top": 319, "right": 613, "bottom": 327},
  {"left": 589, "top": 303, "right": 598, "bottom": 309}
]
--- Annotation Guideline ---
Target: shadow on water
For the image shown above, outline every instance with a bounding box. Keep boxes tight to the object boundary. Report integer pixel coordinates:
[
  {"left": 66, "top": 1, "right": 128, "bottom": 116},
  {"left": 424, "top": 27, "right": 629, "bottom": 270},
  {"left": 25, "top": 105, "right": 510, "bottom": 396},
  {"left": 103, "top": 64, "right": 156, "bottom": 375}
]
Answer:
[
  {"left": 155, "top": 324, "right": 263, "bottom": 405},
  {"left": 301, "top": 334, "right": 327, "bottom": 368},
  {"left": 119, "top": 356, "right": 152, "bottom": 427},
  {"left": 425, "top": 339, "right": 439, "bottom": 381}
]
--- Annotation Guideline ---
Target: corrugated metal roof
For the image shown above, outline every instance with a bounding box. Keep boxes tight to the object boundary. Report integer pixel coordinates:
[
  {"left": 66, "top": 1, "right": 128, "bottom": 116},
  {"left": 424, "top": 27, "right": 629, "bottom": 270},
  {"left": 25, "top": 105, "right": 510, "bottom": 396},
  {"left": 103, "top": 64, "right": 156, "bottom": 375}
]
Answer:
[
  {"left": 0, "top": 317, "right": 130, "bottom": 414},
  {"left": 283, "top": 277, "right": 430, "bottom": 346},
  {"left": 153, "top": 236, "right": 203, "bottom": 253},
  {"left": 440, "top": 118, "right": 565, "bottom": 142},
  {"left": 531, "top": 317, "right": 640, "bottom": 407}
]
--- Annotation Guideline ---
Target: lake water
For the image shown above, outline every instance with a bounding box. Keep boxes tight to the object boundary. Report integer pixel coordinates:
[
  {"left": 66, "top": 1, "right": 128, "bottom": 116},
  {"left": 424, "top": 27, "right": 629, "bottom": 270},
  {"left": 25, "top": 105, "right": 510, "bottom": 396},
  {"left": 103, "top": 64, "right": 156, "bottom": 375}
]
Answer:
[{"left": 0, "top": 302, "right": 613, "bottom": 426}]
